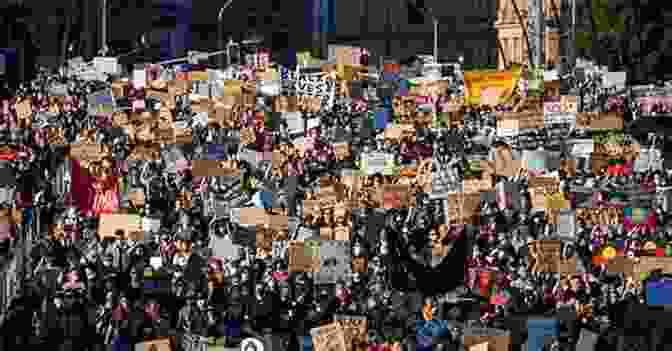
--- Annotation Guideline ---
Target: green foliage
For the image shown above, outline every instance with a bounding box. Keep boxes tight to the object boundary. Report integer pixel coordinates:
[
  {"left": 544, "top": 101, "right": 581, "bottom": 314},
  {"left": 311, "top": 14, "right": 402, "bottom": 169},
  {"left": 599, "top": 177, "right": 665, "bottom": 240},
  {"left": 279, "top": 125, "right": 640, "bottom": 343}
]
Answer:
[{"left": 592, "top": 130, "right": 625, "bottom": 145}]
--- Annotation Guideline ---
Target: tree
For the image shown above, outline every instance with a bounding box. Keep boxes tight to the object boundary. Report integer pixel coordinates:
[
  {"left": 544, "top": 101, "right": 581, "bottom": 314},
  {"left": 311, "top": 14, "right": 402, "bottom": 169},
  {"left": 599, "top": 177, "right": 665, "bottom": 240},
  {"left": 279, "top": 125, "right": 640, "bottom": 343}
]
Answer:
[{"left": 577, "top": 0, "right": 672, "bottom": 81}]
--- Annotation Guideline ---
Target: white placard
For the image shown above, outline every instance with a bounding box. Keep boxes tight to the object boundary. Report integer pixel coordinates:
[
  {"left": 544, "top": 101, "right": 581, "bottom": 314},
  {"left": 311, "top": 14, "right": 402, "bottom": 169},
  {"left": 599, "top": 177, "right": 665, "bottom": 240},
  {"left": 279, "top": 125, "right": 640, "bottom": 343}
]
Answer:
[
  {"left": 133, "top": 69, "right": 146, "bottom": 89},
  {"left": 634, "top": 149, "right": 662, "bottom": 172},
  {"left": 544, "top": 69, "right": 559, "bottom": 81},
  {"left": 544, "top": 112, "right": 576, "bottom": 125},
  {"left": 149, "top": 257, "right": 163, "bottom": 269},
  {"left": 557, "top": 210, "right": 576, "bottom": 239},
  {"left": 544, "top": 101, "right": 561, "bottom": 115},
  {"left": 283, "top": 112, "right": 304, "bottom": 134},
  {"left": 570, "top": 139, "right": 594, "bottom": 156},
  {"left": 497, "top": 128, "right": 518, "bottom": 137},
  {"left": 307, "top": 117, "right": 320, "bottom": 130},
  {"left": 142, "top": 217, "right": 161, "bottom": 232},
  {"left": 603, "top": 71, "right": 627, "bottom": 91},
  {"left": 364, "top": 152, "right": 389, "bottom": 175},
  {"left": 49, "top": 84, "right": 69, "bottom": 96},
  {"left": 93, "top": 57, "right": 119, "bottom": 75},
  {"left": 192, "top": 81, "right": 210, "bottom": 98}
]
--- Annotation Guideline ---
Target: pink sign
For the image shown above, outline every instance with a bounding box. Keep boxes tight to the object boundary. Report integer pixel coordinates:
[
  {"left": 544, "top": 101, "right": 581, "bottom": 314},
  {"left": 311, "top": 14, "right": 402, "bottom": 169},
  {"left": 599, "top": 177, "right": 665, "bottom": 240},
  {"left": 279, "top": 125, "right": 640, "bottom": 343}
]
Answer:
[
  {"left": 132, "top": 99, "right": 146, "bottom": 112},
  {"left": 638, "top": 95, "right": 672, "bottom": 113},
  {"left": 480, "top": 87, "right": 500, "bottom": 106}
]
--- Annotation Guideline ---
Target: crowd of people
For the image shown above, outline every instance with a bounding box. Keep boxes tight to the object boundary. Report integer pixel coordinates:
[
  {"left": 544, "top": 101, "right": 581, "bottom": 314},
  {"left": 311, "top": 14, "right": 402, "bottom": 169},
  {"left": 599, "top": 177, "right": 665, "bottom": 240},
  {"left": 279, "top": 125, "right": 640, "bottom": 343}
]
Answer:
[{"left": 0, "top": 50, "right": 670, "bottom": 351}]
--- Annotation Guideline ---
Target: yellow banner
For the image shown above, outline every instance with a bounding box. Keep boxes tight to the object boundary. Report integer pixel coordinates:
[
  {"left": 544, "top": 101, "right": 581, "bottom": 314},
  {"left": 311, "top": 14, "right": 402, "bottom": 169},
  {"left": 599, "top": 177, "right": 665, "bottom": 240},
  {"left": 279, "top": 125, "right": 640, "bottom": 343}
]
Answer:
[
  {"left": 190, "top": 71, "right": 209, "bottom": 81},
  {"left": 463, "top": 65, "right": 522, "bottom": 106}
]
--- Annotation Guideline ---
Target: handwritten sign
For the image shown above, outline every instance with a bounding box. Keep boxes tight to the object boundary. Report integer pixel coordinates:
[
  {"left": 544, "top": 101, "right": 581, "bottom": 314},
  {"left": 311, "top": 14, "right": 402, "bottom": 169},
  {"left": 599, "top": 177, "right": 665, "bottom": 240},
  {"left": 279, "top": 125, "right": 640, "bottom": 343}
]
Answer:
[
  {"left": 496, "top": 112, "right": 544, "bottom": 130},
  {"left": 561, "top": 95, "right": 578, "bottom": 113},
  {"left": 288, "top": 240, "right": 320, "bottom": 272},
  {"left": 575, "top": 208, "right": 624, "bottom": 226},
  {"left": 362, "top": 152, "right": 389, "bottom": 175},
  {"left": 191, "top": 160, "right": 241, "bottom": 177},
  {"left": 237, "top": 207, "right": 289, "bottom": 230},
  {"left": 527, "top": 240, "right": 562, "bottom": 273},
  {"left": 576, "top": 112, "right": 624, "bottom": 130},
  {"left": 462, "top": 328, "right": 511, "bottom": 351},
  {"left": 14, "top": 98, "right": 32, "bottom": 122},
  {"left": 334, "top": 315, "right": 367, "bottom": 351},
  {"left": 528, "top": 177, "right": 559, "bottom": 210},
  {"left": 70, "top": 144, "right": 108, "bottom": 162},
  {"left": 127, "top": 190, "right": 145, "bottom": 208},
  {"left": 634, "top": 257, "right": 672, "bottom": 279},
  {"left": 311, "top": 322, "right": 348, "bottom": 351},
  {"left": 98, "top": 213, "right": 143, "bottom": 240}
]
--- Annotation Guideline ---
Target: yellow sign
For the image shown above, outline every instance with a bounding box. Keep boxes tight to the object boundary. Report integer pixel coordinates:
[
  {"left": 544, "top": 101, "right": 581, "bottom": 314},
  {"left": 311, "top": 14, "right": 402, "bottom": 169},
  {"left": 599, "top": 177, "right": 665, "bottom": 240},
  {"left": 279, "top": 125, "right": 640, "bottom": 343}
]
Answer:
[
  {"left": 463, "top": 65, "right": 522, "bottom": 106},
  {"left": 190, "top": 71, "right": 208, "bottom": 81}
]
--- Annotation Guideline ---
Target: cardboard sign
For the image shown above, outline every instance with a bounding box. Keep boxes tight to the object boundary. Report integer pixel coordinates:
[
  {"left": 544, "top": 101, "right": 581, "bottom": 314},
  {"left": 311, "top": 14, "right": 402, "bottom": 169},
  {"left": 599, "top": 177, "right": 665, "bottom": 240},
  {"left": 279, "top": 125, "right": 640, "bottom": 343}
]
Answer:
[
  {"left": 98, "top": 213, "right": 143, "bottom": 240},
  {"left": 127, "top": 190, "right": 145, "bottom": 208},
  {"left": 496, "top": 112, "right": 544, "bottom": 130},
  {"left": 527, "top": 240, "right": 562, "bottom": 273},
  {"left": 384, "top": 124, "right": 415, "bottom": 142},
  {"left": 576, "top": 208, "right": 624, "bottom": 226},
  {"left": 288, "top": 240, "right": 319, "bottom": 272},
  {"left": 191, "top": 160, "right": 241, "bottom": 177},
  {"left": 380, "top": 184, "right": 412, "bottom": 208},
  {"left": 469, "top": 342, "right": 489, "bottom": 351},
  {"left": 528, "top": 177, "right": 560, "bottom": 209},
  {"left": 70, "top": 144, "right": 108, "bottom": 162},
  {"left": 14, "top": 98, "right": 32, "bottom": 124},
  {"left": 576, "top": 112, "right": 624, "bottom": 130},
  {"left": 462, "top": 328, "right": 511, "bottom": 351},
  {"left": 557, "top": 256, "right": 578, "bottom": 275},
  {"left": 334, "top": 315, "right": 367, "bottom": 351},
  {"left": 560, "top": 95, "right": 578, "bottom": 113},
  {"left": 134, "top": 338, "right": 172, "bottom": 351},
  {"left": 444, "top": 193, "right": 481, "bottom": 224},
  {"left": 311, "top": 321, "right": 348, "bottom": 351},
  {"left": 634, "top": 257, "right": 672, "bottom": 278},
  {"left": 606, "top": 256, "right": 635, "bottom": 275},
  {"left": 237, "top": 207, "right": 289, "bottom": 230}
]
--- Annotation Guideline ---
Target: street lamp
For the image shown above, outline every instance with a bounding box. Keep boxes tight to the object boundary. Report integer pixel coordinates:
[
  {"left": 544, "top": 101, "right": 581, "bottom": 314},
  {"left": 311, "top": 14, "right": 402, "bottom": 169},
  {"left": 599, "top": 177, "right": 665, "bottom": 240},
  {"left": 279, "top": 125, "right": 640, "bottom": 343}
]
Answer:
[
  {"left": 99, "top": 0, "right": 109, "bottom": 56},
  {"left": 218, "top": 0, "right": 236, "bottom": 68},
  {"left": 406, "top": 0, "right": 439, "bottom": 64}
]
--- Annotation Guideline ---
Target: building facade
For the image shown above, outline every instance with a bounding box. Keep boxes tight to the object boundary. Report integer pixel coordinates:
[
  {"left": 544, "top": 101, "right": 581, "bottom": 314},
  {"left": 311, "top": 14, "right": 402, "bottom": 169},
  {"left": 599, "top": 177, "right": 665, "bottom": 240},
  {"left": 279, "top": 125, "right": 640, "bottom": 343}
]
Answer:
[{"left": 494, "top": 0, "right": 562, "bottom": 69}]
